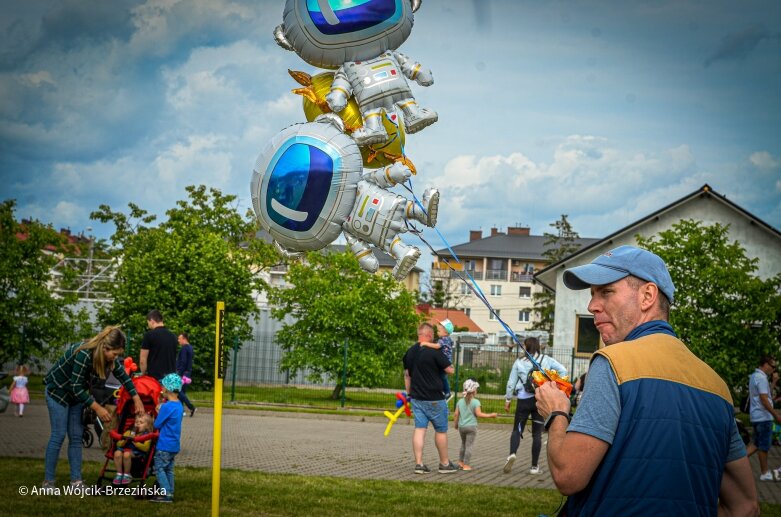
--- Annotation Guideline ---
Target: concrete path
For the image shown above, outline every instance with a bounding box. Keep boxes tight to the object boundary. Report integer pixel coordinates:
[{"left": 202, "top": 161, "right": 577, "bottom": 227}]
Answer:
[{"left": 2, "top": 400, "right": 779, "bottom": 503}]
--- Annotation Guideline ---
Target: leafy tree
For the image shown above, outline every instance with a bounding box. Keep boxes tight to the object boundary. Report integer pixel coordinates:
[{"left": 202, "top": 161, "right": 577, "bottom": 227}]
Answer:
[
  {"left": 419, "top": 275, "right": 468, "bottom": 309},
  {"left": 268, "top": 250, "right": 421, "bottom": 399},
  {"left": 0, "top": 200, "right": 89, "bottom": 366},
  {"left": 637, "top": 220, "right": 781, "bottom": 394},
  {"left": 91, "top": 185, "right": 278, "bottom": 387},
  {"left": 532, "top": 215, "right": 582, "bottom": 345}
]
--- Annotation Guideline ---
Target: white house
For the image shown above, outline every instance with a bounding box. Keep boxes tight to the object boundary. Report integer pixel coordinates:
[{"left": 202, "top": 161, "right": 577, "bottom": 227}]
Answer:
[{"left": 535, "top": 184, "right": 781, "bottom": 376}]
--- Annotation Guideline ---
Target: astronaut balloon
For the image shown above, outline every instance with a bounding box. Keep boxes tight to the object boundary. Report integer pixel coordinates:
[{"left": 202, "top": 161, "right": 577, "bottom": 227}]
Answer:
[
  {"left": 251, "top": 0, "right": 441, "bottom": 280},
  {"left": 251, "top": 115, "right": 438, "bottom": 280},
  {"left": 274, "top": 0, "right": 437, "bottom": 146}
]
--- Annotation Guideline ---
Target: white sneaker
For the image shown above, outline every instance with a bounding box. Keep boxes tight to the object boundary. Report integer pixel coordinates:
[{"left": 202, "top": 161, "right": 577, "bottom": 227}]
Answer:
[
  {"left": 529, "top": 466, "right": 540, "bottom": 475},
  {"left": 774, "top": 468, "right": 781, "bottom": 481},
  {"left": 760, "top": 471, "right": 774, "bottom": 481},
  {"left": 503, "top": 453, "right": 516, "bottom": 473}
]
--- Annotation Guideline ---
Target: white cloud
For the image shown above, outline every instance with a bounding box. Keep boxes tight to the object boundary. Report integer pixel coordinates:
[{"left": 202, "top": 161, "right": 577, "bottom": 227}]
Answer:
[
  {"left": 750, "top": 151, "right": 779, "bottom": 170},
  {"left": 153, "top": 134, "right": 232, "bottom": 188},
  {"left": 430, "top": 136, "right": 706, "bottom": 240},
  {"left": 19, "top": 71, "right": 55, "bottom": 87}
]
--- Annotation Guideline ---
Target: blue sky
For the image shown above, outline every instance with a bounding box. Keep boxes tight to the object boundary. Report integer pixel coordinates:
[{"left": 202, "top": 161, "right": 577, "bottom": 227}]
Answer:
[{"left": 1, "top": 0, "right": 779, "bottom": 252}]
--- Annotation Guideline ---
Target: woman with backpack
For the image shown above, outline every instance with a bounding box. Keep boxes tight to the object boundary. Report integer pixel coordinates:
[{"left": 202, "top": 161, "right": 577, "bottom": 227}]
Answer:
[{"left": 502, "top": 337, "right": 568, "bottom": 475}]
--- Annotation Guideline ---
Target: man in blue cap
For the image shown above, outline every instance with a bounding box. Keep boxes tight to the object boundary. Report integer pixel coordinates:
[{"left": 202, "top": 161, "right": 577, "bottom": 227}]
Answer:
[{"left": 535, "top": 245, "right": 757, "bottom": 516}]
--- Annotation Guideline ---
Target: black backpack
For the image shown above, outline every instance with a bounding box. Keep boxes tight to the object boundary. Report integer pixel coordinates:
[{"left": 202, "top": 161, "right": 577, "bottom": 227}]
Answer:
[{"left": 523, "top": 354, "right": 544, "bottom": 394}]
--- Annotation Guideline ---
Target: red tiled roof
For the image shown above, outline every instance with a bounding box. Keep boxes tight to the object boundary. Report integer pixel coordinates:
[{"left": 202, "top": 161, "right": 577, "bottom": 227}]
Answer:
[{"left": 415, "top": 305, "right": 482, "bottom": 333}]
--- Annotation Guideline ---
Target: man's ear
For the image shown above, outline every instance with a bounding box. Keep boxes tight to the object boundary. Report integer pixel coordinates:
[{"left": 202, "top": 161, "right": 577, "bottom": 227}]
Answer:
[{"left": 639, "top": 282, "right": 658, "bottom": 312}]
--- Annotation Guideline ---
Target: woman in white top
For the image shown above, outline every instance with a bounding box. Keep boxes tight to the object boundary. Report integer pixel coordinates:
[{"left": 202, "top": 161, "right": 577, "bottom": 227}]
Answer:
[{"left": 502, "top": 337, "right": 567, "bottom": 475}]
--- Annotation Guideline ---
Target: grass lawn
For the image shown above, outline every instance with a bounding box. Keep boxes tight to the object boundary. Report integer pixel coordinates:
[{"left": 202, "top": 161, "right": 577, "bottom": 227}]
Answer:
[
  {"left": 4, "top": 457, "right": 566, "bottom": 516},
  {"left": 5, "top": 457, "right": 780, "bottom": 516}
]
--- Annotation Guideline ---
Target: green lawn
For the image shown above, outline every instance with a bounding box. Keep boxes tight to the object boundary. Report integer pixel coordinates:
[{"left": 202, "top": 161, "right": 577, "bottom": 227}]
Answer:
[
  {"left": 4, "top": 457, "right": 780, "bottom": 516},
  {"left": 3, "top": 457, "right": 564, "bottom": 517}
]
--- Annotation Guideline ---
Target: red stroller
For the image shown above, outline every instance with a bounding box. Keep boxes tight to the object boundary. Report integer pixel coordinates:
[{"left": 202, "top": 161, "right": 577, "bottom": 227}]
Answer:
[{"left": 97, "top": 374, "right": 162, "bottom": 489}]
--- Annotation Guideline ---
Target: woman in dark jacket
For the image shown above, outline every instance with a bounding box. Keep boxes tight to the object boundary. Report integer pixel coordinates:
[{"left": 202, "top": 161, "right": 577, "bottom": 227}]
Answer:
[{"left": 43, "top": 326, "right": 144, "bottom": 488}]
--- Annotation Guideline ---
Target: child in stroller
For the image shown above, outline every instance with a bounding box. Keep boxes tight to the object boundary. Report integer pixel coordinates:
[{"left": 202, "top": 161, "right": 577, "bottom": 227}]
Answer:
[
  {"left": 98, "top": 373, "right": 162, "bottom": 488},
  {"left": 113, "top": 413, "right": 154, "bottom": 485}
]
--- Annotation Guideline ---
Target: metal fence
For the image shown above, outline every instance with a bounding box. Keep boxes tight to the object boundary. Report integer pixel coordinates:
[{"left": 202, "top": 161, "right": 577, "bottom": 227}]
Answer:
[{"left": 181, "top": 329, "right": 591, "bottom": 414}]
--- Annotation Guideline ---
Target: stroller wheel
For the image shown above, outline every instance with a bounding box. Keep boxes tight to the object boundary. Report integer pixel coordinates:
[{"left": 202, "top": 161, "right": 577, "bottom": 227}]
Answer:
[{"left": 82, "top": 428, "right": 94, "bottom": 448}]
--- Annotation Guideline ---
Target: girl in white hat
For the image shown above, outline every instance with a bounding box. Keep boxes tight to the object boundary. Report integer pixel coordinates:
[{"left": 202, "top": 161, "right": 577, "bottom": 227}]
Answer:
[{"left": 453, "top": 378, "right": 498, "bottom": 470}]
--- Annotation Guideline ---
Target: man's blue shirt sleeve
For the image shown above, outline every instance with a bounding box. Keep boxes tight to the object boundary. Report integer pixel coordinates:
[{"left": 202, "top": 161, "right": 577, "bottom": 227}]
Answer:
[{"left": 567, "top": 355, "right": 620, "bottom": 445}]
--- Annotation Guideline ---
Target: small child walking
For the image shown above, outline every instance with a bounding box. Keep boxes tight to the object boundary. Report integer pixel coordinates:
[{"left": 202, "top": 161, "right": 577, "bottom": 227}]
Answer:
[
  {"left": 453, "top": 379, "right": 497, "bottom": 471},
  {"left": 9, "top": 364, "right": 30, "bottom": 417},
  {"left": 113, "top": 413, "right": 154, "bottom": 485},
  {"left": 152, "top": 373, "right": 183, "bottom": 503}
]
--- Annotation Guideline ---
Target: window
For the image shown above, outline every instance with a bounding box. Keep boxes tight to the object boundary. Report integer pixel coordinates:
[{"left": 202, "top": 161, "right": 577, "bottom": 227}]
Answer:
[
  {"left": 490, "top": 285, "right": 502, "bottom": 296},
  {"left": 465, "top": 308, "right": 471, "bottom": 317},
  {"left": 489, "top": 309, "right": 501, "bottom": 320},
  {"left": 518, "top": 286, "right": 531, "bottom": 298},
  {"left": 575, "top": 315, "right": 601, "bottom": 356},
  {"left": 460, "top": 283, "right": 471, "bottom": 295},
  {"left": 489, "top": 258, "right": 506, "bottom": 271},
  {"left": 518, "top": 310, "right": 530, "bottom": 322}
]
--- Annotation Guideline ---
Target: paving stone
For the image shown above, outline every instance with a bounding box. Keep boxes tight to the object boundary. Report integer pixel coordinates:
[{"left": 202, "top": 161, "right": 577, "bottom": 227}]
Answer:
[{"left": 2, "top": 400, "right": 778, "bottom": 504}]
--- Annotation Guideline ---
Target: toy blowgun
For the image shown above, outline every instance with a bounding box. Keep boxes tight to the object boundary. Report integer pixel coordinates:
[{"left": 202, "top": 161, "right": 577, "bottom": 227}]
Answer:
[
  {"left": 516, "top": 343, "right": 573, "bottom": 398},
  {"left": 384, "top": 392, "right": 411, "bottom": 437},
  {"left": 531, "top": 370, "right": 573, "bottom": 398}
]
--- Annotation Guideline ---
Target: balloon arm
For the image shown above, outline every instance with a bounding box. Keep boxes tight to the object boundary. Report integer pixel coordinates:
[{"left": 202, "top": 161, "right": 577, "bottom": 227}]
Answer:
[
  {"left": 273, "top": 24, "right": 294, "bottom": 51},
  {"left": 394, "top": 51, "right": 433, "bottom": 86},
  {"left": 326, "top": 67, "right": 351, "bottom": 112},
  {"left": 362, "top": 163, "right": 411, "bottom": 188},
  {"left": 273, "top": 241, "right": 303, "bottom": 259}
]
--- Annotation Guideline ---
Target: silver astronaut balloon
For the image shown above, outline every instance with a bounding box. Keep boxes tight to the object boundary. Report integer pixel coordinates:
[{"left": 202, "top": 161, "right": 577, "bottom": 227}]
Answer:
[
  {"left": 251, "top": 115, "right": 439, "bottom": 280},
  {"left": 274, "top": 0, "right": 437, "bottom": 146}
]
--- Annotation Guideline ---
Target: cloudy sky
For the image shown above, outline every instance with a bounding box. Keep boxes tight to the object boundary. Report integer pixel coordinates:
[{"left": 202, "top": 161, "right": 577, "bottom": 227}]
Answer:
[{"left": 2, "top": 0, "right": 779, "bottom": 254}]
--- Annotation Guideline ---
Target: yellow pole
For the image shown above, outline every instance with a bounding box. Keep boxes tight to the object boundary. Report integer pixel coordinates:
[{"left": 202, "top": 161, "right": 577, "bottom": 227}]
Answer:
[{"left": 211, "top": 301, "right": 225, "bottom": 517}]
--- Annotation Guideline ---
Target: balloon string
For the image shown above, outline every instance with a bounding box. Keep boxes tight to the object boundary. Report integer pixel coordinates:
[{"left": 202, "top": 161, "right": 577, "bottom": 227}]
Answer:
[{"left": 401, "top": 178, "right": 550, "bottom": 377}]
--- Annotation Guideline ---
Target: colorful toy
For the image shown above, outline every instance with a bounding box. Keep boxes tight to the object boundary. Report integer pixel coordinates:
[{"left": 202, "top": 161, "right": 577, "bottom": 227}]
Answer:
[
  {"left": 531, "top": 369, "right": 573, "bottom": 398},
  {"left": 383, "top": 391, "right": 411, "bottom": 436}
]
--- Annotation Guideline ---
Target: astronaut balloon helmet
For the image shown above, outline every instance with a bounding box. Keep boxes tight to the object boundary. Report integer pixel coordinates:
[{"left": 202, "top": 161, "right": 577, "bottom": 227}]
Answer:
[{"left": 274, "top": 0, "right": 422, "bottom": 70}]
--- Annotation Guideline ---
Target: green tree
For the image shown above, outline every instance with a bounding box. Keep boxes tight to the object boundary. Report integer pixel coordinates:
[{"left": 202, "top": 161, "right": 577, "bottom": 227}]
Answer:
[
  {"left": 637, "top": 220, "right": 781, "bottom": 394},
  {"left": 532, "top": 215, "right": 583, "bottom": 344},
  {"left": 268, "top": 250, "right": 421, "bottom": 399},
  {"left": 0, "top": 200, "right": 89, "bottom": 366},
  {"left": 419, "top": 275, "right": 467, "bottom": 309},
  {"left": 91, "top": 185, "right": 278, "bottom": 387}
]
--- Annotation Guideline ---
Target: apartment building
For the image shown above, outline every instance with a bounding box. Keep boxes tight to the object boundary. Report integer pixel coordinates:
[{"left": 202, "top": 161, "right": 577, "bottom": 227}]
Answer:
[{"left": 430, "top": 226, "right": 597, "bottom": 343}]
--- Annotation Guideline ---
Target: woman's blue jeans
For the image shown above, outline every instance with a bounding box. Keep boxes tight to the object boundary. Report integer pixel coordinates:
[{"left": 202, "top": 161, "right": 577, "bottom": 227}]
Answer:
[{"left": 44, "top": 390, "right": 84, "bottom": 482}]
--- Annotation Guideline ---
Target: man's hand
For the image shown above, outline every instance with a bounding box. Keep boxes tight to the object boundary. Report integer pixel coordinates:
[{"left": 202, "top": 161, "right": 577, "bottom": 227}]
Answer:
[
  {"left": 504, "top": 400, "right": 512, "bottom": 413},
  {"left": 535, "top": 382, "right": 571, "bottom": 419}
]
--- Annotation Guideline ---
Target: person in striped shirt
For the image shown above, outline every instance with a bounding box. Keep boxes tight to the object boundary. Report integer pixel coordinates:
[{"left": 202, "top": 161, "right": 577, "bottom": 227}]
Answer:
[{"left": 43, "top": 326, "right": 145, "bottom": 489}]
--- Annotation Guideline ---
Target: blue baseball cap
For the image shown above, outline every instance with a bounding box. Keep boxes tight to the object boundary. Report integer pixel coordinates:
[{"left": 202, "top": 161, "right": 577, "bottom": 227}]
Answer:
[
  {"left": 440, "top": 319, "right": 454, "bottom": 334},
  {"left": 563, "top": 245, "right": 675, "bottom": 303}
]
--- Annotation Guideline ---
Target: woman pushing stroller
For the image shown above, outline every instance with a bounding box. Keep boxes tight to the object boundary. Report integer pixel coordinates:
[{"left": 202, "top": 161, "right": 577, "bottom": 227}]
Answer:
[{"left": 43, "top": 326, "right": 145, "bottom": 488}]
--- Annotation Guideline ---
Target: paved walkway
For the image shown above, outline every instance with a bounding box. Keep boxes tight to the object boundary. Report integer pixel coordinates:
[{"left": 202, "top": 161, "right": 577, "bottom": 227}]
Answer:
[{"left": 2, "top": 400, "right": 780, "bottom": 503}]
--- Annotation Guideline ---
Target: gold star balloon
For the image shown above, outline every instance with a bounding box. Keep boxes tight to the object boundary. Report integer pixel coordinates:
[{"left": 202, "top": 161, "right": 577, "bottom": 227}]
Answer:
[{"left": 289, "top": 70, "right": 415, "bottom": 172}]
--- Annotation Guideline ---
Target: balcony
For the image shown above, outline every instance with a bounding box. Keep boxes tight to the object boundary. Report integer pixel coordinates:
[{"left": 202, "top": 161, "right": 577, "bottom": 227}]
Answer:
[
  {"left": 511, "top": 272, "right": 534, "bottom": 282},
  {"left": 485, "top": 269, "right": 508, "bottom": 281},
  {"left": 449, "top": 270, "right": 482, "bottom": 280}
]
